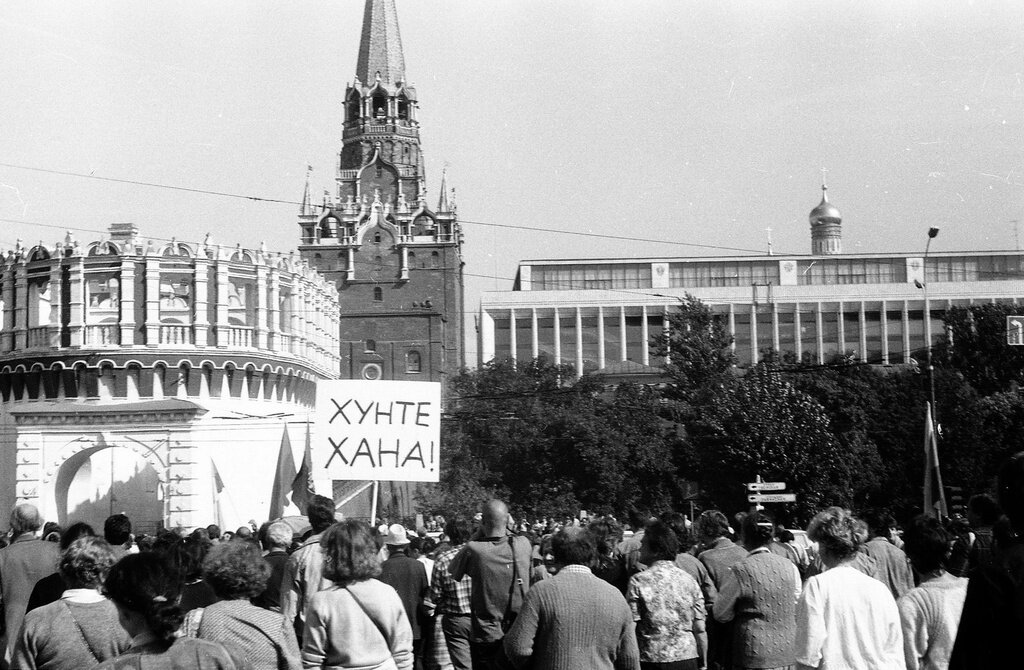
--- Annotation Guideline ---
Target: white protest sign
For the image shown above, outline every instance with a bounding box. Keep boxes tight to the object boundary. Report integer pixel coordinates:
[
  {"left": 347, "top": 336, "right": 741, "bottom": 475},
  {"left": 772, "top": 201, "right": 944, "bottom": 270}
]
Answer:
[{"left": 315, "top": 380, "right": 441, "bottom": 482}]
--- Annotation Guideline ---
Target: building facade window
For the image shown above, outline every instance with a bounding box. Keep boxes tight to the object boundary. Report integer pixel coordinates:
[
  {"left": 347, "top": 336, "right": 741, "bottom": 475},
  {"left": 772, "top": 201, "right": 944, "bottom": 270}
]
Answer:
[
  {"left": 406, "top": 350, "right": 421, "bottom": 373},
  {"left": 373, "top": 286, "right": 383, "bottom": 302},
  {"left": 365, "top": 339, "right": 376, "bottom": 352}
]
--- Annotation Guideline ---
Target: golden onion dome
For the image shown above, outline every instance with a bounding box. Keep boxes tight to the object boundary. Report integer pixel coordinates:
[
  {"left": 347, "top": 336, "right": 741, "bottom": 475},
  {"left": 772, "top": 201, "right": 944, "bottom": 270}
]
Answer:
[{"left": 809, "top": 186, "right": 842, "bottom": 224}]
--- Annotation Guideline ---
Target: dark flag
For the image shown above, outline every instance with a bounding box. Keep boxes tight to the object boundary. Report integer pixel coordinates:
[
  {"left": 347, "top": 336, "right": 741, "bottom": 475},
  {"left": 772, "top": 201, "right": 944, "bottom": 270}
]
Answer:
[
  {"left": 291, "top": 422, "right": 315, "bottom": 514},
  {"left": 270, "top": 424, "right": 297, "bottom": 519}
]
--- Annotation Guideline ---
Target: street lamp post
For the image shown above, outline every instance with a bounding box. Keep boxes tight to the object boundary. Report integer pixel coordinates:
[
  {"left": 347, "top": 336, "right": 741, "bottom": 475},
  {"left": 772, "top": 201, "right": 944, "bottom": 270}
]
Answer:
[
  {"left": 924, "top": 227, "right": 939, "bottom": 419},
  {"left": 921, "top": 227, "right": 946, "bottom": 517}
]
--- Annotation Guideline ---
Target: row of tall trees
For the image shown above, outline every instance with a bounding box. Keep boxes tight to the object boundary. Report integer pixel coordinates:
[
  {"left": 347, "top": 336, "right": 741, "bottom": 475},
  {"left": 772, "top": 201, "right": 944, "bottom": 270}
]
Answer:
[{"left": 422, "top": 298, "right": 1024, "bottom": 526}]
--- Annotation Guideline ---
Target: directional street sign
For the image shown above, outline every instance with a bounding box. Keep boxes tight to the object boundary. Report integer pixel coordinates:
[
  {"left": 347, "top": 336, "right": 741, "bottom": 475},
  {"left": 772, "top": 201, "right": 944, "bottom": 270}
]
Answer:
[
  {"left": 747, "top": 493, "right": 797, "bottom": 503},
  {"left": 746, "top": 482, "right": 786, "bottom": 492}
]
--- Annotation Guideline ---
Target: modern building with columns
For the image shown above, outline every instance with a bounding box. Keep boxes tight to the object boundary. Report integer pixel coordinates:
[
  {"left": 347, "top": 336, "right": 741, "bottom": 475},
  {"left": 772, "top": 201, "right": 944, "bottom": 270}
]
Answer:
[
  {"left": 478, "top": 187, "right": 1024, "bottom": 373},
  {"left": 0, "top": 224, "right": 341, "bottom": 533}
]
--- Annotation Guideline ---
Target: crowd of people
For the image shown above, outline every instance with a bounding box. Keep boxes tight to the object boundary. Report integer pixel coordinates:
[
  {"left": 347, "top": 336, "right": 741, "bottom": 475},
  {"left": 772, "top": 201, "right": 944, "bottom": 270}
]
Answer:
[{"left": 1, "top": 452, "right": 1024, "bottom": 670}]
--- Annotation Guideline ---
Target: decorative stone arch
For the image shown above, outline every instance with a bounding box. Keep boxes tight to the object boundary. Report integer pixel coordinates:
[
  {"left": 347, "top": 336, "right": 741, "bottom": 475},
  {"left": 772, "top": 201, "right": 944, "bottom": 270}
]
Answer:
[{"left": 42, "top": 436, "right": 170, "bottom": 528}]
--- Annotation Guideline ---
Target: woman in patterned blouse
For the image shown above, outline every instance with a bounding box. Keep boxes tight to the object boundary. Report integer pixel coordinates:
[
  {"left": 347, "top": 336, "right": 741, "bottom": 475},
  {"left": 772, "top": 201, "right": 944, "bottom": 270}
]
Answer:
[{"left": 626, "top": 521, "right": 708, "bottom": 670}]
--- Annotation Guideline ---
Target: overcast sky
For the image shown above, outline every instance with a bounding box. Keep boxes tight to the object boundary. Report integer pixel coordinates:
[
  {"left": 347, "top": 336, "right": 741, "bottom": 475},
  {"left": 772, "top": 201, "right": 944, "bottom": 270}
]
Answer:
[{"left": 1, "top": 1, "right": 1022, "bottom": 360}]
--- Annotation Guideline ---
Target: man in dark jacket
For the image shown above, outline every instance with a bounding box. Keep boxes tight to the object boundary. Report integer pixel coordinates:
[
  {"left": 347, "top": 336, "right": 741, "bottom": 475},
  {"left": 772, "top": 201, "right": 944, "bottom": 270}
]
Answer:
[
  {"left": 379, "top": 523, "right": 429, "bottom": 669},
  {"left": 0, "top": 504, "right": 60, "bottom": 668}
]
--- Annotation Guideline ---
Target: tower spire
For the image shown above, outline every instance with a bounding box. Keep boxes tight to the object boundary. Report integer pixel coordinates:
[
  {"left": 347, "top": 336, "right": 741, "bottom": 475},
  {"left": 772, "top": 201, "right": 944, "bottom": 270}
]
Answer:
[
  {"left": 300, "top": 165, "right": 312, "bottom": 215},
  {"left": 356, "top": 0, "right": 406, "bottom": 86},
  {"left": 437, "top": 166, "right": 451, "bottom": 212}
]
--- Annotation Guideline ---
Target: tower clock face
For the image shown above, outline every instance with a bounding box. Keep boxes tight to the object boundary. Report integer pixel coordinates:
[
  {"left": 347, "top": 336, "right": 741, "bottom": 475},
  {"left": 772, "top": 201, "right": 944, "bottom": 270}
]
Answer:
[{"left": 361, "top": 363, "right": 383, "bottom": 380}]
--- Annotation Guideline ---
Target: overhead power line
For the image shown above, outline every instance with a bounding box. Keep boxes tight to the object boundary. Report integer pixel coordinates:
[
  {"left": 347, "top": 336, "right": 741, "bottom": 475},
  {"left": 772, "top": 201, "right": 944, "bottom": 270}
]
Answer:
[{"left": 0, "top": 161, "right": 779, "bottom": 255}]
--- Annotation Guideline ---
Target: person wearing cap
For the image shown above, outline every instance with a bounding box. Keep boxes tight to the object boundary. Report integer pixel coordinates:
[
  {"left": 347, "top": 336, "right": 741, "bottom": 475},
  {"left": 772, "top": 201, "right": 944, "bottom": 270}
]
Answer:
[
  {"left": 0, "top": 503, "right": 61, "bottom": 668},
  {"left": 379, "top": 523, "right": 430, "bottom": 668}
]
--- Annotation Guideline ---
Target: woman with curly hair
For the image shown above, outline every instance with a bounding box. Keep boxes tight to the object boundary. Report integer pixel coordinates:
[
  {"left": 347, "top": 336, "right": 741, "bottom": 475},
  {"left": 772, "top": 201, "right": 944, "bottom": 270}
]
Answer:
[
  {"left": 95, "top": 553, "right": 249, "bottom": 669},
  {"left": 182, "top": 540, "right": 300, "bottom": 670},
  {"left": 795, "top": 507, "right": 904, "bottom": 669},
  {"left": 302, "top": 520, "right": 413, "bottom": 670},
  {"left": 12, "top": 536, "right": 130, "bottom": 669}
]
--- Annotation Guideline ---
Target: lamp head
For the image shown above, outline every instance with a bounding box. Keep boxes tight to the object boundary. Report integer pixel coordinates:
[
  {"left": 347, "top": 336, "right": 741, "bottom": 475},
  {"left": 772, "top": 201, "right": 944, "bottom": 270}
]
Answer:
[{"left": 928, "top": 227, "right": 940, "bottom": 239}]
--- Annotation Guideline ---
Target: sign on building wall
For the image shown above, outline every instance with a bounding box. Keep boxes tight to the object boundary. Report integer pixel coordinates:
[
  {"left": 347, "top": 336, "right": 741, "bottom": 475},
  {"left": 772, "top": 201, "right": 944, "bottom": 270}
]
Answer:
[{"left": 315, "top": 380, "right": 441, "bottom": 482}]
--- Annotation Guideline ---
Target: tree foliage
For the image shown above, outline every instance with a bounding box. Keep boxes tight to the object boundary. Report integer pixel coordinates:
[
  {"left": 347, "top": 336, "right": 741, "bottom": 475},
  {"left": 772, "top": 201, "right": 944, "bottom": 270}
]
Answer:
[
  {"left": 421, "top": 357, "right": 680, "bottom": 519},
  {"left": 424, "top": 298, "right": 1024, "bottom": 526}
]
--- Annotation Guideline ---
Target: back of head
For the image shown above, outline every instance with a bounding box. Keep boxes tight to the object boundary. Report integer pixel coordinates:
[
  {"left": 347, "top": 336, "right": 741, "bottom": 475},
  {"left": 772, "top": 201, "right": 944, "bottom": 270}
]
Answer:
[
  {"left": 662, "top": 512, "right": 693, "bottom": 552},
  {"left": 60, "top": 536, "right": 117, "bottom": 589},
  {"left": 551, "top": 526, "right": 596, "bottom": 567},
  {"left": 444, "top": 516, "right": 473, "bottom": 546},
  {"left": 741, "top": 511, "right": 775, "bottom": 550},
  {"left": 308, "top": 495, "right": 337, "bottom": 534},
  {"left": 321, "top": 519, "right": 381, "bottom": 585},
  {"left": 902, "top": 514, "right": 951, "bottom": 574},
  {"left": 206, "top": 524, "right": 221, "bottom": 541},
  {"left": 642, "top": 520, "right": 679, "bottom": 562},
  {"left": 481, "top": 499, "right": 509, "bottom": 536},
  {"left": 60, "top": 522, "right": 97, "bottom": 551},
  {"left": 9, "top": 503, "right": 43, "bottom": 535},
  {"left": 203, "top": 539, "right": 270, "bottom": 600},
  {"left": 587, "top": 518, "right": 623, "bottom": 555},
  {"left": 104, "top": 513, "right": 132, "bottom": 546},
  {"left": 264, "top": 521, "right": 292, "bottom": 550},
  {"left": 807, "top": 507, "right": 860, "bottom": 560},
  {"left": 969, "top": 493, "right": 1001, "bottom": 527},
  {"left": 696, "top": 510, "right": 730, "bottom": 543},
  {"left": 627, "top": 508, "right": 650, "bottom": 532},
  {"left": 103, "top": 553, "right": 184, "bottom": 644},
  {"left": 862, "top": 510, "right": 894, "bottom": 538}
]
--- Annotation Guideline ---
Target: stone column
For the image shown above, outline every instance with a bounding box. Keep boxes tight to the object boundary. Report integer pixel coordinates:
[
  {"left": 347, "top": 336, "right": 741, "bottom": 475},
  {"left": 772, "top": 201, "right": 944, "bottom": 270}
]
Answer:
[
  {"left": 479, "top": 310, "right": 494, "bottom": 363},
  {"left": 531, "top": 308, "right": 539, "bottom": 360},
  {"left": 13, "top": 262, "right": 28, "bottom": 349},
  {"left": 881, "top": 301, "right": 890, "bottom": 365},
  {"left": 509, "top": 309, "right": 517, "bottom": 363},
  {"left": 728, "top": 304, "right": 736, "bottom": 355},
  {"left": 193, "top": 258, "right": 210, "bottom": 347},
  {"left": 575, "top": 307, "right": 584, "bottom": 377},
  {"left": 267, "top": 269, "right": 280, "bottom": 351},
  {"left": 815, "top": 303, "right": 825, "bottom": 365},
  {"left": 597, "top": 307, "right": 605, "bottom": 369},
  {"left": 553, "top": 308, "right": 561, "bottom": 365},
  {"left": 902, "top": 301, "right": 911, "bottom": 364},
  {"left": 119, "top": 257, "right": 136, "bottom": 346},
  {"left": 837, "top": 301, "right": 846, "bottom": 356},
  {"left": 214, "top": 260, "right": 230, "bottom": 347},
  {"left": 859, "top": 302, "right": 868, "bottom": 361},
  {"left": 46, "top": 261, "right": 63, "bottom": 348},
  {"left": 66, "top": 256, "right": 85, "bottom": 347},
  {"left": 0, "top": 267, "right": 14, "bottom": 352},
  {"left": 144, "top": 257, "right": 161, "bottom": 345},
  {"left": 256, "top": 264, "right": 269, "bottom": 349},
  {"left": 794, "top": 303, "right": 803, "bottom": 361},
  {"left": 641, "top": 305, "right": 649, "bottom": 366},
  {"left": 618, "top": 307, "right": 627, "bottom": 362},
  {"left": 771, "top": 302, "right": 780, "bottom": 354},
  {"left": 750, "top": 303, "right": 759, "bottom": 365}
]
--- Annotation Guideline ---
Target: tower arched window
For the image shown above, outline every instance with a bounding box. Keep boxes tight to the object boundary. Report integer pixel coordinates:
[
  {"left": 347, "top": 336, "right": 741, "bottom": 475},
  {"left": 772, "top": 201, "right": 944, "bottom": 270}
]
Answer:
[
  {"left": 374, "top": 232, "right": 381, "bottom": 244},
  {"left": 405, "top": 350, "right": 421, "bottom": 373},
  {"left": 397, "top": 95, "right": 410, "bottom": 120},
  {"left": 373, "top": 286, "right": 383, "bottom": 302},
  {"left": 372, "top": 93, "right": 387, "bottom": 118},
  {"left": 346, "top": 94, "right": 361, "bottom": 122},
  {"left": 365, "top": 339, "right": 376, "bottom": 352},
  {"left": 431, "top": 251, "right": 439, "bottom": 268}
]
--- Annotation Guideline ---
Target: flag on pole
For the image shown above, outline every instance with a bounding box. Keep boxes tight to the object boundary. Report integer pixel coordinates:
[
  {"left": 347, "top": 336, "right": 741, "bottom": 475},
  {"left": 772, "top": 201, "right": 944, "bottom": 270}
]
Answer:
[
  {"left": 923, "top": 402, "right": 948, "bottom": 518},
  {"left": 270, "top": 425, "right": 297, "bottom": 520},
  {"left": 291, "top": 421, "right": 315, "bottom": 514}
]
